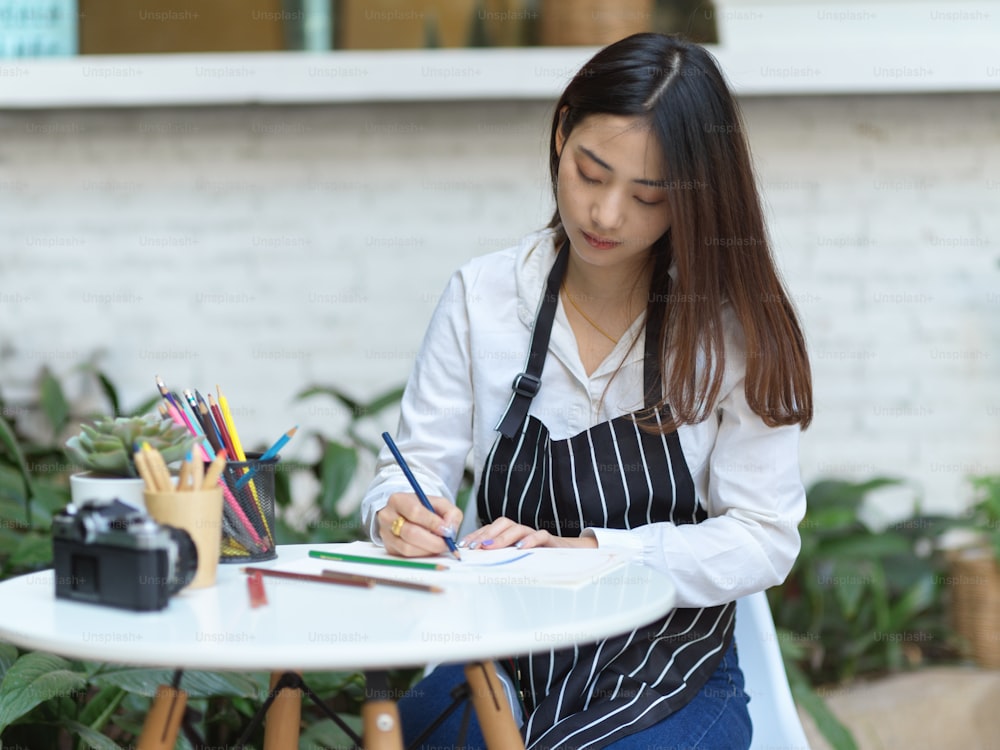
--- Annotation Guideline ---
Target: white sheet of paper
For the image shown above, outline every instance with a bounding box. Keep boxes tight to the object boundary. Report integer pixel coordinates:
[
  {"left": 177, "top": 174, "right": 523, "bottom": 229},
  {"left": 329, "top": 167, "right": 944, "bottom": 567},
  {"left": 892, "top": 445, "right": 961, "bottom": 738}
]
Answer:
[{"left": 277, "top": 541, "right": 633, "bottom": 589}]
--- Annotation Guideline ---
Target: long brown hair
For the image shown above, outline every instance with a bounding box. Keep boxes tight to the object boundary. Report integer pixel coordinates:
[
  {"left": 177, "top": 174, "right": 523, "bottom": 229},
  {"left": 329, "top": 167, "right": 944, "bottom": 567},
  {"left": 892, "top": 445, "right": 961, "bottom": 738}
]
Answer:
[{"left": 547, "top": 33, "right": 812, "bottom": 429}]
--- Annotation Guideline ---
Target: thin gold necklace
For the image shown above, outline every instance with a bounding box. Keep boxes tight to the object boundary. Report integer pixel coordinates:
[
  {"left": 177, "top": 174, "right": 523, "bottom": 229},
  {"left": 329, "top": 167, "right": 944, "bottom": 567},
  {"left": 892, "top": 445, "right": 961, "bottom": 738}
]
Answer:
[{"left": 562, "top": 283, "right": 619, "bottom": 344}]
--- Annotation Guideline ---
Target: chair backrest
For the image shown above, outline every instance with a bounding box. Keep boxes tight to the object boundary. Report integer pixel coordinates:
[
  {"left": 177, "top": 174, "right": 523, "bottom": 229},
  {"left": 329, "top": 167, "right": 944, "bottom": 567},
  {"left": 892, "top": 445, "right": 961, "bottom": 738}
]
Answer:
[{"left": 734, "top": 591, "right": 812, "bottom": 750}]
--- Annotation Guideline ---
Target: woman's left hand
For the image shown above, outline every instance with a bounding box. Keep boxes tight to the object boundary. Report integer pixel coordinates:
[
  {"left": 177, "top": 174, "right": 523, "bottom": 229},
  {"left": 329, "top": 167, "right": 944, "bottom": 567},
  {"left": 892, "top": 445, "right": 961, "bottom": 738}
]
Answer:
[{"left": 458, "top": 517, "right": 597, "bottom": 550}]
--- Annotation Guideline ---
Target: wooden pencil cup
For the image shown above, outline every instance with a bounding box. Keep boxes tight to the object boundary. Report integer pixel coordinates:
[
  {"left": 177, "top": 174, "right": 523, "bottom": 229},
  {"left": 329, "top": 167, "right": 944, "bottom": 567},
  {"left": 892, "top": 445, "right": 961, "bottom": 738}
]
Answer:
[{"left": 144, "top": 488, "right": 224, "bottom": 589}]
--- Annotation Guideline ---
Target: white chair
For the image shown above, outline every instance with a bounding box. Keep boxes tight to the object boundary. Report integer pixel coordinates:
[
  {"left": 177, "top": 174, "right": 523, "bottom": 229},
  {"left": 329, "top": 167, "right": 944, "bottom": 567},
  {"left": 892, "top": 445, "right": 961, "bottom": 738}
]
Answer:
[{"left": 735, "top": 591, "right": 812, "bottom": 750}]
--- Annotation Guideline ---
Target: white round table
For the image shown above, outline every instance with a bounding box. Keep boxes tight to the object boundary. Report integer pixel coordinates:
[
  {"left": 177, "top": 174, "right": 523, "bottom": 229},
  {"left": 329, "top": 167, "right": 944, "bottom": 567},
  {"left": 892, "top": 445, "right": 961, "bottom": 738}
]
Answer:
[{"left": 0, "top": 543, "right": 676, "bottom": 749}]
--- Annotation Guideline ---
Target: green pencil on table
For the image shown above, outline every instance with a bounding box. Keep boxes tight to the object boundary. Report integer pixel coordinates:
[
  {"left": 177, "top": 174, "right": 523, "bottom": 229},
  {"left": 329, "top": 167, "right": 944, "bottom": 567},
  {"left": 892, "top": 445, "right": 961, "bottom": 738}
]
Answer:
[{"left": 309, "top": 550, "right": 447, "bottom": 571}]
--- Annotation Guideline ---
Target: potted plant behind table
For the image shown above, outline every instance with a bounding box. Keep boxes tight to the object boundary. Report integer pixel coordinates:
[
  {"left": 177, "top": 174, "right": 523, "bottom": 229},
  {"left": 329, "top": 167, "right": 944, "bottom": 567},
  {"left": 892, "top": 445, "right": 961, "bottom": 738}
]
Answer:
[
  {"left": 946, "top": 474, "right": 1000, "bottom": 668},
  {"left": 64, "top": 414, "right": 197, "bottom": 511}
]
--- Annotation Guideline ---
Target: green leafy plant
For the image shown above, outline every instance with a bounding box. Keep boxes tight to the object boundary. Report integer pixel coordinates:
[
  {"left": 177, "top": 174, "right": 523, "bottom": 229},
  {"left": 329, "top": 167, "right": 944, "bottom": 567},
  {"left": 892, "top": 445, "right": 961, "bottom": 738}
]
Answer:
[
  {"left": 769, "top": 477, "right": 963, "bottom": 750},
  {"left": 0, "top": 368, "right": 91, "bottom": 579},
  {"left": 1, "top": 361, "right": 162, "bottom": 579},
  {"left": 772, "top": 477, "right": 959, "bottom": 683},
  {"left": 966, "top": 475, "right": 1000, "bottom": 559},
  {"left": 0, "top": 644, "right": 280, "bottom": 749},
  {"left": 64, "top": 414, "right": 197, "bottom": 479}
]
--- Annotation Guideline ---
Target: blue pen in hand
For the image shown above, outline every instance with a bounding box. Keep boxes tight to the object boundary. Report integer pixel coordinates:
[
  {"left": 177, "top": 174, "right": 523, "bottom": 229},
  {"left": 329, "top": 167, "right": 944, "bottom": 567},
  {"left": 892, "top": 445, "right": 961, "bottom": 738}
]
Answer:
[{"left": 381, "top": 432, "right": 462, "bottom": 561}]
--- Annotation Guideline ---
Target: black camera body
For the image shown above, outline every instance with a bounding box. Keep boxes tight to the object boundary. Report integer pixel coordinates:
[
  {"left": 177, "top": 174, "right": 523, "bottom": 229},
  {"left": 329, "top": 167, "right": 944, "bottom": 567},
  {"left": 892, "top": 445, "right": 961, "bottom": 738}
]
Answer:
[{"left": 52, "top": 499, "right": 199, "bottom": 612}]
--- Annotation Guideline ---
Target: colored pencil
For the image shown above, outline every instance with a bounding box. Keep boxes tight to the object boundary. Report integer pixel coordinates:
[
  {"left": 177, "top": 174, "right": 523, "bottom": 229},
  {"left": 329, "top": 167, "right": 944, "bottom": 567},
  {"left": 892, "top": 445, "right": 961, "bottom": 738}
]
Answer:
[
  {"left": 241, "top": 566, "right": 442, "bottom": 593},
  {"left": 247, "top": 570, "right": 268, "bottom": 608},
  {"left": 208, "top": 394, "right": 237, "bottom": 460},
  {"left": 195, "top": 390, "right": 227, "bottom": 456},
  {"left": 183, "top": 389, "right": 203, "bottom": 425},
  {"left": 197, "top": 399, "right": 227, "bottom": 457},
  {"left": 155, "top": 375, "right": 182, "bottom": 414},
  {"left": 220, "top": 480, "right": 267, "bottom": 549},
  {"left": 320, "top": 569, "right": 443, "bottom": 594},
  {"left": 309, "top": 549, "right": 447, "bottom": 571},
  {"left": 177, "top": 450, "right": 193, "bottom": 491},
  {"left": 380, "top": 432, "right": 461, "bottom": 561},
  {"left": 133, "top": 447, "right": 159, "bottom": 491},
  {"left": 222, "top": 508, "right": 258, "bottom": 556},
  {"left": 221, "top": 498, "right": 263, "bottom": 552},
  {"left": 161, "top": 397, "right": 211, "bottom": 463},
  {"left": 156, "top": 376, "right": 201, "bottom": 444},
  {"left": 235, "top": 426, "right": 297, "bottom": 489},
  {"left": 141, "top": 441, "right": 173, "bottom": 492},
  {"left": 224, "top": 533, "right": 251, "bottom": 557},
  {"left": 191, "top": 449, "right": 204, "bottom": 489},
  {"left": 242, "top": 567, "right": 374, "bottom": 590},
  {"left": 260, "top": 425, "right": 297, "bottom": 462},
  {"left": 179, "top": 390, "right": 215, "bottom": 459},
  {"left": 217, "top": 386, "right": 246, "bottom": 462},
  {"left": 189, "top": 446, "right": 265, "bottom": 549}
]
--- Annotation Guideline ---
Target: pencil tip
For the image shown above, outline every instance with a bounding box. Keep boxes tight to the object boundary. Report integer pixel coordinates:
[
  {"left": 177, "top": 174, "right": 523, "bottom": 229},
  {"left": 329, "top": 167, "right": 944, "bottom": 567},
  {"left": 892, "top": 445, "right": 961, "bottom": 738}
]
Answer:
[{"left": 452, "top": 550, "right": 462, "bottom": 562}]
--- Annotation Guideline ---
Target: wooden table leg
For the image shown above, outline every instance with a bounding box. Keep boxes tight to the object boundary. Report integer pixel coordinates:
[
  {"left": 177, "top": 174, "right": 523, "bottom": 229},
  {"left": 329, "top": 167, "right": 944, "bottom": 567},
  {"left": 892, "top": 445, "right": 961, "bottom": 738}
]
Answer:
[
  {"left": 263, "top": 670, "right": 302, "bottom": 750},
  {"left": 362, "top": 670, "right": 403, "bottom": 750},
  {"left": 464, "top": 661, "right": 525, "bottom": 750},
  {"left": 137, "top": 683, "right": 187, "bottom": 750}
]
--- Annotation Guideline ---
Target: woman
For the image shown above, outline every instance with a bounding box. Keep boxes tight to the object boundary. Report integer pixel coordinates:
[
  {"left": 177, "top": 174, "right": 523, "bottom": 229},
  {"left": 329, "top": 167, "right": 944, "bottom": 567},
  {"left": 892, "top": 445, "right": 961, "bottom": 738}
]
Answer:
[{"left": 361, "top": 32, "right": 812, "bottom": 750}]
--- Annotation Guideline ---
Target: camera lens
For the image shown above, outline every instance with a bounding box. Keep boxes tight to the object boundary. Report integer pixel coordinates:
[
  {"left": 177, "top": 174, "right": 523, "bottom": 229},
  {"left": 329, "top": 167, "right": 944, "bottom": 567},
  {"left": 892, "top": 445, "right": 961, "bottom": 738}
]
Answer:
[{"left": 162, "top": 526, "right": 199, "bottom": 593}]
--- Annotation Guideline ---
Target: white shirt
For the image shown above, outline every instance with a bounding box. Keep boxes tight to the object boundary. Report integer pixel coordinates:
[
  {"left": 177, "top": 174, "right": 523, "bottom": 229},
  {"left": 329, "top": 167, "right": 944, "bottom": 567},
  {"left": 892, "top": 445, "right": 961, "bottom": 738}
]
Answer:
[{"left": 361, "top": 229, "right": 805, "bottom": 609}]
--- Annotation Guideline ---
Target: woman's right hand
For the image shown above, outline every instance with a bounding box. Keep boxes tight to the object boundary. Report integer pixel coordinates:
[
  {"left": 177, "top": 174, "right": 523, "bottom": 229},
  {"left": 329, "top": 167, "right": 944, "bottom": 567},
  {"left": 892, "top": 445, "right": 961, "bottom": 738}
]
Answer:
[{"left": 376, "top": 492, "right": 463, "bottom": 558}]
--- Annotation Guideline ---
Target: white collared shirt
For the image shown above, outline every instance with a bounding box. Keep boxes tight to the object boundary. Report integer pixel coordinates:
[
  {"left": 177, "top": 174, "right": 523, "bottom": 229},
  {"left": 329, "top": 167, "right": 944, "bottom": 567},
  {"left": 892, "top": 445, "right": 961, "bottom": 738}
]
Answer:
[{"left": 361, "top": 229, "right": 805, "bottom": 608}]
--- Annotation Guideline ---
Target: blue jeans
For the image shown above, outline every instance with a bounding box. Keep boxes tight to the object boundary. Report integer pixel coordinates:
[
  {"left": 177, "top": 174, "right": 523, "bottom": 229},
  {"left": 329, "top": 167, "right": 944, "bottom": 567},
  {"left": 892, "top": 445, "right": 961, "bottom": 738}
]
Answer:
[{"left": 398, "top": 639, "right": 751, "bottom": 750}]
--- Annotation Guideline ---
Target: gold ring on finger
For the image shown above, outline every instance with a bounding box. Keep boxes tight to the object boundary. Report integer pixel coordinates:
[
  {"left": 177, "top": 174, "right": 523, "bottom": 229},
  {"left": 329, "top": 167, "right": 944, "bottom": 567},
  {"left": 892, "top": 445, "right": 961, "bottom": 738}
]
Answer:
[{"left": 391, "top": 515, "right": 406, "bottom": 538}]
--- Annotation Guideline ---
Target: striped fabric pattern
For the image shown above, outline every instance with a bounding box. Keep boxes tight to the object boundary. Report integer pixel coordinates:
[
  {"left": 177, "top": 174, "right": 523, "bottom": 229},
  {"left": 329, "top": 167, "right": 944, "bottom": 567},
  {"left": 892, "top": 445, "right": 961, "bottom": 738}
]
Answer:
[{"left": 478, "top": 413, "right": 734, "bottom": 749}]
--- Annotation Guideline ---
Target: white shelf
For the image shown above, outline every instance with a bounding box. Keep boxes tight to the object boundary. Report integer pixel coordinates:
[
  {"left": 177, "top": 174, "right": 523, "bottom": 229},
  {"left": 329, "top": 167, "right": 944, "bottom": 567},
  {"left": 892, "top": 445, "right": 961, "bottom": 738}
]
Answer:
[
  {"left": 0, "top": 48, "right": 596, "bottom": 108},
  {"left": 0, "top": 19, "right": 996, "bottom": 108}
]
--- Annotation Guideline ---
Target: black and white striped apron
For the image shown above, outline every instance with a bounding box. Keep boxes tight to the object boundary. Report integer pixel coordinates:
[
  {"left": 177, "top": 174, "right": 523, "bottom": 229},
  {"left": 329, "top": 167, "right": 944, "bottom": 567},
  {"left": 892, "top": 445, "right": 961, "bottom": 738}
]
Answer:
[{"left": 477, "top": 247, "right": 735, "bottom": 750}]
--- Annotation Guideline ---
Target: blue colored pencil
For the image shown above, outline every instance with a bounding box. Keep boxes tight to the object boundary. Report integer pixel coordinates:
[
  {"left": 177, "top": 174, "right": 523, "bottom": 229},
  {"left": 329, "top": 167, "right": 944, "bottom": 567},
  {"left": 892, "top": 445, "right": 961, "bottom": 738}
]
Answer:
[
  {"left": 259, "top": 425, "right": 298, "bottom": 462},
  {"left": 235, "top": 426, "right": 298, "bottom": 489},
  {"left": 380, "top": 432, "right": 461, "bottom": 561}
]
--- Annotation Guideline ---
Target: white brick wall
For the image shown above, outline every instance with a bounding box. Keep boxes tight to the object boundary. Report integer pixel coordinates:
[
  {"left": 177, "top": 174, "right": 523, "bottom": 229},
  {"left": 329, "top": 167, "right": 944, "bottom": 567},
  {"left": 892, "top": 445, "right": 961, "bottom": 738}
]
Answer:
[{"left": 0, "top": 93, "right": 997, "bottom": 520}]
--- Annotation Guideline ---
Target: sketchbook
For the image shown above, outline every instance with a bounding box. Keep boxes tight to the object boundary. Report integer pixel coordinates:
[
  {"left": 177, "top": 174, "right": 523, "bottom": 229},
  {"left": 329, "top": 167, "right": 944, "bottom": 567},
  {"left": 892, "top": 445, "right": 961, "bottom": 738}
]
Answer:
[{"left": 277, "top": 541, "right": 632, "bottom": 589}]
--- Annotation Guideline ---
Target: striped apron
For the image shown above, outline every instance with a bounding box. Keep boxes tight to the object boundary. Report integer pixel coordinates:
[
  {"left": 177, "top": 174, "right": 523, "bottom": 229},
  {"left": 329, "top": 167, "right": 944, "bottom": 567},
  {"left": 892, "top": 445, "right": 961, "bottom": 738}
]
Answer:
[{"left": 478, "top": 247, "right": 735, "bottom": 750}]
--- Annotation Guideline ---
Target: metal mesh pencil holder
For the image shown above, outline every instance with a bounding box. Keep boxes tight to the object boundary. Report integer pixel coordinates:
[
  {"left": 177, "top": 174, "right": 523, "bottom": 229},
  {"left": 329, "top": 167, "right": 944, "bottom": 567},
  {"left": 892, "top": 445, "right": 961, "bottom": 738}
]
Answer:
[{"left": 218, "top": 452, "right": 278, "bottom": 563}]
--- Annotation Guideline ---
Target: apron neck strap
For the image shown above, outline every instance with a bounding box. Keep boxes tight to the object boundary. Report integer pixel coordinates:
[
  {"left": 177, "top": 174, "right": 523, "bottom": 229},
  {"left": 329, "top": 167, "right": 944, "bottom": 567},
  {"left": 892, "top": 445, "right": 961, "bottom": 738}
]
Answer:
[{"left": 494, "top": 242, "right": 568, "bottom": 439}]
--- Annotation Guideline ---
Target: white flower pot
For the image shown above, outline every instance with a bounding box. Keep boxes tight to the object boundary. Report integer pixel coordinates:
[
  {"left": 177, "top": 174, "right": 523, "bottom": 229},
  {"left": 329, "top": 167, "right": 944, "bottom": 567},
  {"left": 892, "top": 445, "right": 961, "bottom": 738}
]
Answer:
[{"left": 69, "top": 472, "right": 148, "bottom": 511}]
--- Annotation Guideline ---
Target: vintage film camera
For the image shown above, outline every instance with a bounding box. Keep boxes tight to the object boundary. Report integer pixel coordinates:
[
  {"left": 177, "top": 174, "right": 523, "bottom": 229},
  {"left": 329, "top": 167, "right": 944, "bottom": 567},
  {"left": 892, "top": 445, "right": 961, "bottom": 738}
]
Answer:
[{"left": 52, "top": 499, "right": 198, "bottom": 611}]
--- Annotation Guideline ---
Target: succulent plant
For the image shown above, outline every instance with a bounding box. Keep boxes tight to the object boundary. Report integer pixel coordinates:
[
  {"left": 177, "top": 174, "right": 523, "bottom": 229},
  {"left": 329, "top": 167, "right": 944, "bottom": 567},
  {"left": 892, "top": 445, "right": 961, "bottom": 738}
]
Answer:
[{"left": 65, "top": 415, "right": 198, "bottom": 478}]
